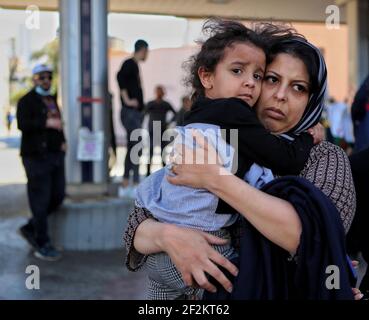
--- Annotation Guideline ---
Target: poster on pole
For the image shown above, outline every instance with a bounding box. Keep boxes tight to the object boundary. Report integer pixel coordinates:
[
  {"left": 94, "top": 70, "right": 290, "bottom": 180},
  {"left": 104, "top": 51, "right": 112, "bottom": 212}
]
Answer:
[{"left": 77, "top": 127, "right": 104, "bottom": 161}]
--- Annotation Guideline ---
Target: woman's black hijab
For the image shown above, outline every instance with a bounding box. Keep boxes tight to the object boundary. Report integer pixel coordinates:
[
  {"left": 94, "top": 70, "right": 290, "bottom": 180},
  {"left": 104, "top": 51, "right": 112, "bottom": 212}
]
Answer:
[{"left": 273, "top": 38, "right": 328, "bottom": 141}]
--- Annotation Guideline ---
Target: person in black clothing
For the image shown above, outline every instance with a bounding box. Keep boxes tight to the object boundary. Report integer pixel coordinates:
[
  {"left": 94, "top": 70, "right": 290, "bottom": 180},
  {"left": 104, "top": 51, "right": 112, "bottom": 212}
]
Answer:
[
  {"left": 117, "top": 39, "right": 149, "bottom": 192},
  {"left": 145, "top": 85, "right": 176, "bottom": 176},
  {"left": 17, "top": 64, "right": 66, "bottom": 261},
  {"left": 351, "top": 74, "right": 369, "bottom": 152},
  {"left": 175, "top": 95, "right": 192, "bottom": 127},
  {"left": 347, "top": 147, "right": 369, "bottom": 298}
]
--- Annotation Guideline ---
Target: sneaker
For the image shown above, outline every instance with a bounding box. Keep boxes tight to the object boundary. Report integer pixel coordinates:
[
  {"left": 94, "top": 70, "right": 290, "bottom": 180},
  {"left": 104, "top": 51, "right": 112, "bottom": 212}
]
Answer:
[
  {"left": 34, "top": 243, "right": 62, "bottom": 261},
  {"left": 18, "top": 225, "right": 38, "bottom": 250}
]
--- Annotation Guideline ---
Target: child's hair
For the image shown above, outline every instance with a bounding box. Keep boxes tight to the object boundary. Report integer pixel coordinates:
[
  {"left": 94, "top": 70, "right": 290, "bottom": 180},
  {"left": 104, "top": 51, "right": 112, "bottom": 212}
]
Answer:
[{"left": 184, "top": 18, "right": 301, "bottom": 101}]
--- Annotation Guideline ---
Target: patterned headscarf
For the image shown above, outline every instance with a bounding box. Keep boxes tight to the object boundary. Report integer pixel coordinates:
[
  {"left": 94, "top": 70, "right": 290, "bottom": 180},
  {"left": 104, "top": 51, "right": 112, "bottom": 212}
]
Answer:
[{"left": 277, "top": 38, "right": 328, "bottom": 141}]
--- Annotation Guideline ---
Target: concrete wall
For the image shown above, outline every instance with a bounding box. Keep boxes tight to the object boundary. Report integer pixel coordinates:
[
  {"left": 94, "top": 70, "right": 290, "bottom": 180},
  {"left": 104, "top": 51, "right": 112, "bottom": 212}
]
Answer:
[{"left": 293, "top": 22, "right": 349, "bottom": 101}]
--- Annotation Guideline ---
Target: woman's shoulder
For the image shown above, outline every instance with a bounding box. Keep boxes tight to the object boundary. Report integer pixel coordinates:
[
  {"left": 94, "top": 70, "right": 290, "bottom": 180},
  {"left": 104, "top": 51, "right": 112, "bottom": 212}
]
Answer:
[
  {"left": 301, "top": 141, "right": 350, "bottom": 179},
  {"left": 307, "top": 141, "right": 348, "bottom": 161},
  {"left": 301, "top": 141, "right": 355, "bottom": 233}
]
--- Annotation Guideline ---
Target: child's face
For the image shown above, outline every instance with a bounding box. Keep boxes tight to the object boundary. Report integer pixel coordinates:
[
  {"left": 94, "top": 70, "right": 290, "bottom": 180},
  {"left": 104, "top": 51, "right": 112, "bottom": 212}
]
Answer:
[{"left": 200, "top": 42, "right": 265, "bottom": 106}]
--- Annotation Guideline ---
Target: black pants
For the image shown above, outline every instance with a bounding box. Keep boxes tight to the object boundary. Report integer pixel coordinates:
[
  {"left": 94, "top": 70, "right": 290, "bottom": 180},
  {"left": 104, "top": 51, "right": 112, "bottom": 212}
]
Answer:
[
  {"left": 121, "top": 107, "right": 142, "bottom": 183},
  {"left": 347, "top": 147, "right": 369, "bottom": 291},
  {"left": 22, "top": 151, "right": 65, "bottom": 247}
]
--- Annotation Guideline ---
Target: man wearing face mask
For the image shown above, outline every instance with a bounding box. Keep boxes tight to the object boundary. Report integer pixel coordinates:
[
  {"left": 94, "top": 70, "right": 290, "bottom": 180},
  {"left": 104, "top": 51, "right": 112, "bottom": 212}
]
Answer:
[{"left": 16, "top": 64, "right": 66, "bottom": 261}]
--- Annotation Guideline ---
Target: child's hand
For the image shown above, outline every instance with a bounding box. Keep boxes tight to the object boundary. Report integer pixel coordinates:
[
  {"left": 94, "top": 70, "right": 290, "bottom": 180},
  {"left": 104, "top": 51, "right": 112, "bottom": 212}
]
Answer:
[{"left": 307, "top": 123, "right": 325, "bottom": 145}]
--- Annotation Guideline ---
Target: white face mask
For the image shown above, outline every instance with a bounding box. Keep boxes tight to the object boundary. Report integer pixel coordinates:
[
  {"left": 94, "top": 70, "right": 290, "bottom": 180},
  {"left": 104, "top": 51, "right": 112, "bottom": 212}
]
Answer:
[{"left": 35, "top": 86, "right": 51, "bottom": 96}]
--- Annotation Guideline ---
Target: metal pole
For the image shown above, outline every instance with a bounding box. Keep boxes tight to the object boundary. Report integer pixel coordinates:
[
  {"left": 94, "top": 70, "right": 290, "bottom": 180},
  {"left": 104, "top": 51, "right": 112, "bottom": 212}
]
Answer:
[
  {"left": 60, "top": 0, "right": 82, "bottom": 184},
  {"left": 59, "top": 0, "right": 108, "bottom": 186},
  {"left": 91, "top": 0, "right": 108, "bottom": 183}
]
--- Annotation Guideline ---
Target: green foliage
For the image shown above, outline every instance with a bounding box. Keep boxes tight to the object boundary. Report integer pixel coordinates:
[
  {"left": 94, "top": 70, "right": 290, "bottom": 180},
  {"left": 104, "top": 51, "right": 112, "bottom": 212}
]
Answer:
[
  {"left": 31, "top": 38, "right": 60, "bottom": 91},
  {"left": 31, "top": 38, "right": 59, "bottom": 74},
  {"left": 9, "top": 38, "right": 60, "bottom": 106},
  {"left": 10, "top": 87, "right": 29, "bottom": 106}
]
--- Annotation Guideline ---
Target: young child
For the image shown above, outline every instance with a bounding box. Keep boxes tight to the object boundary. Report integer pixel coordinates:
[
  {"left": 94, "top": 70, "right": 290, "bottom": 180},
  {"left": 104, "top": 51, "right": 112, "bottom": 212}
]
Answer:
[{"left": 134, "top": 19, "right": 316, "bottom": 300}]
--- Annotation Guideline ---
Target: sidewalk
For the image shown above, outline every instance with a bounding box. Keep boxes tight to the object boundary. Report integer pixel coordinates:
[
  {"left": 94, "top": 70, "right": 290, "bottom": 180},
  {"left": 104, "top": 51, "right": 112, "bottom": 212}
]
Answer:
[{"left": 0, "top": 216, "right": 148, "bottom": 299}]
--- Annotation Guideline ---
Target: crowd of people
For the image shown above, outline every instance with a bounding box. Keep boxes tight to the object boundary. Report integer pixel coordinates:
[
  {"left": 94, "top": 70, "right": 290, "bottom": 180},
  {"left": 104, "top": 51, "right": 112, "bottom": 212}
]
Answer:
[{"left": 322, "top": 75, "right": 369, "bottom": 155}]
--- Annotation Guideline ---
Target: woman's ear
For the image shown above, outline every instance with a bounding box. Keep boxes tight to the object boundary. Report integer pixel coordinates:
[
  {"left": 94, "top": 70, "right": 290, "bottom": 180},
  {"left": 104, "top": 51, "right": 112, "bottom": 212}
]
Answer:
[{"left": 198, "top": 67, "right": 213, "bottom": 90}]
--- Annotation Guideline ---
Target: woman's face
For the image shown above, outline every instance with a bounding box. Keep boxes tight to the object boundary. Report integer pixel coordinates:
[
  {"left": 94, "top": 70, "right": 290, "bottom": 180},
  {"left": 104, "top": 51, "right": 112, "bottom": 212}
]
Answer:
[{"left": 256, "top": 53, "right": 310, "bottom": 134}]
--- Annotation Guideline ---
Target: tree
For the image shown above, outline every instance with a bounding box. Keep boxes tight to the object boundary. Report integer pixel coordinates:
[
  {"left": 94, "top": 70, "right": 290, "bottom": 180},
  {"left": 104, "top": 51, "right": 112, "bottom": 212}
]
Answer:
[
  {"left": 31, "top": 38, "right": 59, "bottom": 91},
  {"left": 10, "top": 38, "right": 60, "bottom": 107}
]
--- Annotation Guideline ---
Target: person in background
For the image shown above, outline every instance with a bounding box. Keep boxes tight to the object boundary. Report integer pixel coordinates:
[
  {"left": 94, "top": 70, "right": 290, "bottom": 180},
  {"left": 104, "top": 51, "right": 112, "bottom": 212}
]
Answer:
[
  {"left": 6, "top": 109, "right": 14, "bottom": 135},
  {"left": 321, "top": 98, "right": 334, "bottom": 144},
  {"left": 16, "top": 64, "right": 66, "bottom": 261},
  {"left": 175, "top": 95, "right": 192, "bottom": 127},
  {"left": 342, "top": 98, "right": 355, "bottom": 155},
  {"left": 351, "top": 74, "right": 369, "bottom": 153},
  {"left": 117, "top": 39, "right": 149, "bottom": 197},
  {"left": 347, "top": 146, "right": 369, "bottom": 299},
  {"left": 326, "top": 96, "right": 347, "bottom": 147},
  {"left": 145, "top": 85, "right": 176, "bottom": 176}
]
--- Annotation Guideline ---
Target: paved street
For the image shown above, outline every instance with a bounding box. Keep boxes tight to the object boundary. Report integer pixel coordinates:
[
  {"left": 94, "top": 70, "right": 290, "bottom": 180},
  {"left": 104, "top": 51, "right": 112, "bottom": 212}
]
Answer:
[{"left": 0, "top": 216, "right": 147, "bottom": 300}]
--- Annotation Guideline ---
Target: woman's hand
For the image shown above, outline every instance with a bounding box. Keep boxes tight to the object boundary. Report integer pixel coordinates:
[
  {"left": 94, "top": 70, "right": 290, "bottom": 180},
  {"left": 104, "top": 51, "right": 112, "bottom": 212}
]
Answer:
[
  {"left": 350, "top": 260, "right": 364, "bottom": 300},
  {"left": 307, "top": 123, "right": 325, "bottom": 144},
  {"left": 167, "top": 130, "right": 228, "bottom": 189},
  {"left": 162, "top": 224, "right": 238, "bottom": 293},
  {"left": 352, "top": 287, "right": 364, "bottom": 300}
]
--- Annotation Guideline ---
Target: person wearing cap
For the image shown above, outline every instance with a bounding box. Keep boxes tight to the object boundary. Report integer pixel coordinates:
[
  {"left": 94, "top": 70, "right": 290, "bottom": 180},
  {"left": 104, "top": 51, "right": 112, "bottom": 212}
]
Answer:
[
  {"left": 117, "top": 39, "right": 149, "bottom": 197},
  {"left": 16, "top": 64, "right": 66, "bottom": 261}
]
